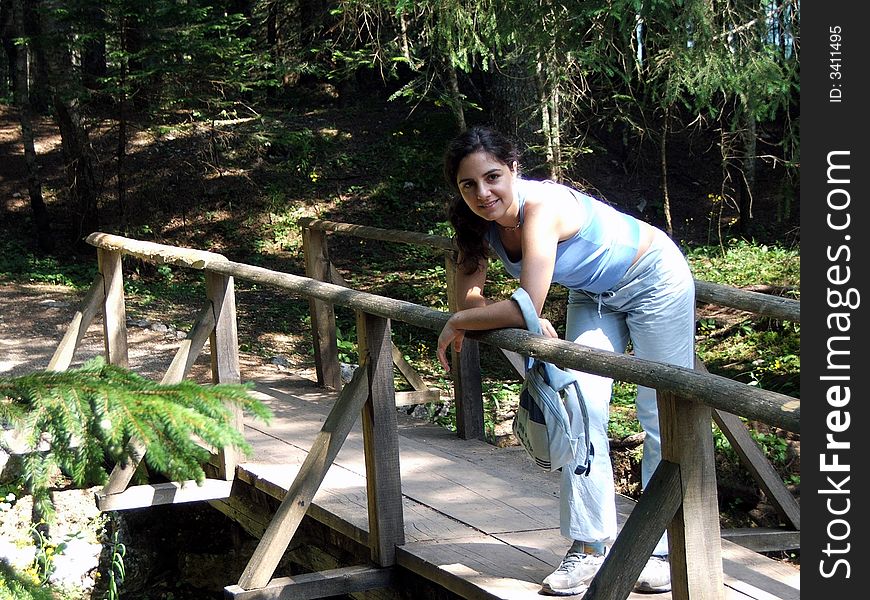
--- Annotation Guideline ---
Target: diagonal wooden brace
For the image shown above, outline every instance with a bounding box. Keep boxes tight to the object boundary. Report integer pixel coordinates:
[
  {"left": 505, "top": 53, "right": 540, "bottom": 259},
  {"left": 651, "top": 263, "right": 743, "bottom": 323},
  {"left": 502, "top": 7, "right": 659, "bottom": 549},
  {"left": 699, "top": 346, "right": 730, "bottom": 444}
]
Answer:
[{"left": 236, "top": 364, "right": 372, "bottom": 590}]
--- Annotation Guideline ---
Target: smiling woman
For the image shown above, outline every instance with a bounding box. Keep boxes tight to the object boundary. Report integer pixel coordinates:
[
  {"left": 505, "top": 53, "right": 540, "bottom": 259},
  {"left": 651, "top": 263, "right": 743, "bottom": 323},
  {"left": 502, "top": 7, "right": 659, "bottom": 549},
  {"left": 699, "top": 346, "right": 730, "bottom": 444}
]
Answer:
[{"left": 436, "top": 125, "right": 696, "bottom": 596}]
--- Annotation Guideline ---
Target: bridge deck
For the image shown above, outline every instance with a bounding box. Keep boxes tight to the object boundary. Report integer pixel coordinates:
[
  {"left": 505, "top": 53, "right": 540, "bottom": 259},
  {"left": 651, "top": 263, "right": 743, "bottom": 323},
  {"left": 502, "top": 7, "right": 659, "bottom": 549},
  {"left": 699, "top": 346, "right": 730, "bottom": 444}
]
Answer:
[{"left": 216, "top": 373, "right": 800, "bottom": 600}]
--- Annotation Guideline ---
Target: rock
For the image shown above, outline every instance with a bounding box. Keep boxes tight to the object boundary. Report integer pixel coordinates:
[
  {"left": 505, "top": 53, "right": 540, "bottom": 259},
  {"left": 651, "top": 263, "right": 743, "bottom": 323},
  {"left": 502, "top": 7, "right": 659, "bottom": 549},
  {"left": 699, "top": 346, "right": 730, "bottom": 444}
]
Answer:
[
  {"left": 270, "top": 355, "right": 290, "bottom": 368},
  {"left": 49, "top": 537, "right": 103, "bottom": 590},
  {"left": 0, "top": 538, "right": 35, "bottom": 571},
  {"left": 339, "top": 362, "right": 357, "bottom": 384}
]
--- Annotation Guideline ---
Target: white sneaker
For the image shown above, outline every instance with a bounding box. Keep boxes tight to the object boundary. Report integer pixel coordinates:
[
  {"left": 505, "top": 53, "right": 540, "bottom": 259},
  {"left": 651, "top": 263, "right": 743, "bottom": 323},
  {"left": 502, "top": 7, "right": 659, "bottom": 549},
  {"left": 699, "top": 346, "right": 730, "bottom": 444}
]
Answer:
[
  {"left": 634, "top": 555, "right": 671, "bottom": 593},
  {"left": 541, "top": 546, "right": 605, "bottom": 596}
]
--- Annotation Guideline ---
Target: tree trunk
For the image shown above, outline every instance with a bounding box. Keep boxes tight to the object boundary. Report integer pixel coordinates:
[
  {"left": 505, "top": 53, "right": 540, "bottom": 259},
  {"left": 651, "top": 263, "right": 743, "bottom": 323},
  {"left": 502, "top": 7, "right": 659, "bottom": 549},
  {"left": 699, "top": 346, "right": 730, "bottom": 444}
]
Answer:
[
  {"left": 443, "top": 61, "right": 466, "bottom": 132},
  {"left": 37, "top": 0, "right": 100, "bottom": 242},
  {"left": 737, "top": 93, "right": 757, "bottom": 235},
  {"left": 115, "top": 11, "right": 130, "bottom": 231},
  {"left": 80, "top": 4, "right": 107, "bottom": 92},
  {"left": 660, "top": 107, "right": 673, "bottom": 237},
  {"left": 486, "top": 54, "right": 546, "bottom": 176},
  {"left": 21, "top": 0, "right": 50, "bottom": 112},
  {"left": 10, "top": 0, "right": 53, "bottom": 252},
  {"left": 535, "top": 55, "right": 562, "bottom": 181}
]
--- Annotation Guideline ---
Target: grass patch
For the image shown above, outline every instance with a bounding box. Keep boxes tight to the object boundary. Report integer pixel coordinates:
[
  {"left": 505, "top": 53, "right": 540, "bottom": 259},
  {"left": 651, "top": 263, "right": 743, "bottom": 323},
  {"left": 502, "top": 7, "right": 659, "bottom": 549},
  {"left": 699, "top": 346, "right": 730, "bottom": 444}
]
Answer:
[{"left": 0, "top": 239, "right": 97, "bottom": 289}]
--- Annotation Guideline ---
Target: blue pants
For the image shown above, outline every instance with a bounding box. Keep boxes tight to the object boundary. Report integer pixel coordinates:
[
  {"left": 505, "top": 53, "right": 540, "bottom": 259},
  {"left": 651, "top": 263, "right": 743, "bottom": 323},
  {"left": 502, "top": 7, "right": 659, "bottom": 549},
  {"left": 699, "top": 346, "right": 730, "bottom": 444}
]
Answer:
[{"left": 560, "top": 228, "right": 696, "bottom": 555}]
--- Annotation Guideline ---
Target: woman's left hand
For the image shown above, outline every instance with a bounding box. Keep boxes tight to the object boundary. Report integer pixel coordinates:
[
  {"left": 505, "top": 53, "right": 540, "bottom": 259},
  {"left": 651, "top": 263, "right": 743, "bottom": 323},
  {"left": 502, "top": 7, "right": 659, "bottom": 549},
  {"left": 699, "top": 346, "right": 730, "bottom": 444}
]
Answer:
[{"left": 539, "top": 318, "right": 558, "bottom": 338}]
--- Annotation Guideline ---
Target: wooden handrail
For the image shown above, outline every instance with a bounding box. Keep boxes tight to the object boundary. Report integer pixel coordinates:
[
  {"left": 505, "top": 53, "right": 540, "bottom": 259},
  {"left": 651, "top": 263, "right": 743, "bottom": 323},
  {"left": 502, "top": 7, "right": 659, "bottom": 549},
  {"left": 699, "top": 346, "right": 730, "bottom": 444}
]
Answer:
[
  {"left": 297, "top": 217, "right": 801, "bottom": 323},
  {"left": 84, "top": 233, "right": 799, "bottom": 434}
]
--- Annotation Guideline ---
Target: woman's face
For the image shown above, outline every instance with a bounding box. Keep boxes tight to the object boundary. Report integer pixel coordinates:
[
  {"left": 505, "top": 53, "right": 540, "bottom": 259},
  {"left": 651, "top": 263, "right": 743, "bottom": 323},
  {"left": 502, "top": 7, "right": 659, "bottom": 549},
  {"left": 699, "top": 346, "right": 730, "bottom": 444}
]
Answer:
[{"left": 455, "top": 150, "right": 517, "bottom": 222}]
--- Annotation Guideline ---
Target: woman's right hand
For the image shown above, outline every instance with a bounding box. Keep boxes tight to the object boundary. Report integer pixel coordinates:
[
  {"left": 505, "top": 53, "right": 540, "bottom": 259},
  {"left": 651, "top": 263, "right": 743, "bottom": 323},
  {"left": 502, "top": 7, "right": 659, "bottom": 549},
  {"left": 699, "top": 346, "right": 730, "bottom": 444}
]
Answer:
[{"left": 437, "top": 315, "right": 467, "bottom": 372}]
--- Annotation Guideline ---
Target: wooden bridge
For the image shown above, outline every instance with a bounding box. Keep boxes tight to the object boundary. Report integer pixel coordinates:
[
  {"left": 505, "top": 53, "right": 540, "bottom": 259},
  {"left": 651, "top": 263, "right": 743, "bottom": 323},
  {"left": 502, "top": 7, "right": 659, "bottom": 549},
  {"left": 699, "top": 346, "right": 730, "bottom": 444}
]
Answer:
[{"left": 39, "top": 222, "right": 800, "bottom": 600}]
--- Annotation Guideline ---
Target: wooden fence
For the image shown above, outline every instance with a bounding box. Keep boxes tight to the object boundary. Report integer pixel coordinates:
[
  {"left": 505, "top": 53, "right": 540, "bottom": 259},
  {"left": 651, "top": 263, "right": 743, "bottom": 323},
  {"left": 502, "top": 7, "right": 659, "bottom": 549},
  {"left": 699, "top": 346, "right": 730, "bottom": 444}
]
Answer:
[{"left": 46, "top": 230, "right": 799, "bottom": 600}]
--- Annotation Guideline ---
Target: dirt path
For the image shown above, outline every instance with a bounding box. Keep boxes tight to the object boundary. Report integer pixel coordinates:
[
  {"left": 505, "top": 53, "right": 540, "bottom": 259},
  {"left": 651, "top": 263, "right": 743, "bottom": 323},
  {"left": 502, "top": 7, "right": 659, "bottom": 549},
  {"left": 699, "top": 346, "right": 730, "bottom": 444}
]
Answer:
[{"left": 0, "top": 282, "right": 308, "bottom": 383}]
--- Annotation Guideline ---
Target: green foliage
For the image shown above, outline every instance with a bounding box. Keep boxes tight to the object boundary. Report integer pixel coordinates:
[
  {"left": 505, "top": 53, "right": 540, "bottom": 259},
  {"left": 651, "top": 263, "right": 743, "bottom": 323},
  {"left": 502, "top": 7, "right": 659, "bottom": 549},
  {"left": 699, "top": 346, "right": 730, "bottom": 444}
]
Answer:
[
  {"left": 0, "top": 239, "right": 97, "bottom": 289},
  {"left": 105, "top": 525, "right": 126, "bottom": 600},
  {"left": 688, "top": 239, "right": 799, "bottom": 396},
  {"left": 714, "top": 423, "right": 798, "bottom": 487},
  {"left": 28, "top": 525, "right": 60, "bottom": 586},
  {"left": 687, "top": 240, "right": 800, "bottom": 290},
  {"left": 335, "top": 326, "right": 358, "bottom": 365},
  {"left": 59, "top": 0, "right": 273, "bottom": 120},
  {"left": 0, "top": 357, "right": 272, "bottom": 521},
  {"left": 0, "top": 561, "right": 56, "bottom": 600},
  {"left": 608, "top": 381, "right": 640, "bottom": 440}
]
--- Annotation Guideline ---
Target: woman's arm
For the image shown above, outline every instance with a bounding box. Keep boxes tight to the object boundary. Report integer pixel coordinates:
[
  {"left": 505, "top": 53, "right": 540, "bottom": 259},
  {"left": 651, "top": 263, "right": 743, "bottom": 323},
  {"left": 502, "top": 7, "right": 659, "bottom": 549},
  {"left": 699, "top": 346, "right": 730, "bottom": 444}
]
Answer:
[{"left": 437, "top": 197, "right": 565, "bottom": 371}]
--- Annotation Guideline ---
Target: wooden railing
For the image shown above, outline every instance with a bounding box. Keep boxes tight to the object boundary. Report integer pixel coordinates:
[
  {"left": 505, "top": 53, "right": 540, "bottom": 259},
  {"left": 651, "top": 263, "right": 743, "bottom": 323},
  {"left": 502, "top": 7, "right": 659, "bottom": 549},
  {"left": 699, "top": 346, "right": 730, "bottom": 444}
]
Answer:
[{"left": 48, "top": 231, "right": 799, "bottom": 600}]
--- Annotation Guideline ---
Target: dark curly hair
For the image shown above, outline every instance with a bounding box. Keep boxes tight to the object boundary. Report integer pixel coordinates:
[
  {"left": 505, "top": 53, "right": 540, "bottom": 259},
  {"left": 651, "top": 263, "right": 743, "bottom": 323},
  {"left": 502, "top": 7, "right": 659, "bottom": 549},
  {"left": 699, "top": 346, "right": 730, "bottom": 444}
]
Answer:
[{"left": 443, "top": 126, "right": 520, "bottom": 273}]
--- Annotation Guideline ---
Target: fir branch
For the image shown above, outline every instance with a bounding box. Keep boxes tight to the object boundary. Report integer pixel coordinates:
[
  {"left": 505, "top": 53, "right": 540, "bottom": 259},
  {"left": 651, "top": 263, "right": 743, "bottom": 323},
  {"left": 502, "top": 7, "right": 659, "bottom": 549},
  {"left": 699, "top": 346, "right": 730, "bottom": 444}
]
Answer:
[{"left": 0, "top": 356, "right": 272, "bottom": 519}]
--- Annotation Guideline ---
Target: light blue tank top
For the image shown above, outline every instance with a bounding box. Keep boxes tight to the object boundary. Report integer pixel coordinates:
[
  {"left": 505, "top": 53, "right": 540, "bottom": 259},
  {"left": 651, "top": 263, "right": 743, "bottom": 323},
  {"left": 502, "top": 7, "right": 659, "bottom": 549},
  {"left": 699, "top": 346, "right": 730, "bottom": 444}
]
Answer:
[{"left": 485, "top": 179, "right": 641, "bottom": 293}]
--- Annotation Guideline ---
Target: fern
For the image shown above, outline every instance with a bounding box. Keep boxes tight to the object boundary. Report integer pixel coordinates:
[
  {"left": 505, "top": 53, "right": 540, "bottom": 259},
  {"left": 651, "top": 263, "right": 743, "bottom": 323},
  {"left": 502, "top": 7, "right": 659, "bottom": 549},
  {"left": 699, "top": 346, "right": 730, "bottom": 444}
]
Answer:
[{"left": 0, "top": 357, "right": 272, "bottom": 520}]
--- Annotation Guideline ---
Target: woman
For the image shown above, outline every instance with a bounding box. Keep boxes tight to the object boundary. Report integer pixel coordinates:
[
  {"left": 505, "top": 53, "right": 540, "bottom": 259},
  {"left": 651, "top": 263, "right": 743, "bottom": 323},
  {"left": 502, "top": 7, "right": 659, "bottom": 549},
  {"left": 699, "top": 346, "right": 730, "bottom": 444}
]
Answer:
[{"left": 436, "top": 126, "right": 696, "bottom": 595}]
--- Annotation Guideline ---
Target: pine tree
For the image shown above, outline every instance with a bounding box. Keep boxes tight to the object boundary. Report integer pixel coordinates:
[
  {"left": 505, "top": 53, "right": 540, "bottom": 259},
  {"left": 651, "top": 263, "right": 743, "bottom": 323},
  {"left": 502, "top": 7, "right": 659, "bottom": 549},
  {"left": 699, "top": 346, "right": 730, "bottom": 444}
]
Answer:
[{"left": 0, "top": 357, "right": 271, "bottom": 520}]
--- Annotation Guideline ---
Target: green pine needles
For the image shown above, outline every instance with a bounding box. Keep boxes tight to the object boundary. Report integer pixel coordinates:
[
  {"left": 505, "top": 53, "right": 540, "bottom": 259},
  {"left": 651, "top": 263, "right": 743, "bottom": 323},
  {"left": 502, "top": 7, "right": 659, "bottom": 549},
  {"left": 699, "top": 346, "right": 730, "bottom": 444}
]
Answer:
[{"left": 0, "top": 357, "right": 271, "bottom": 519}]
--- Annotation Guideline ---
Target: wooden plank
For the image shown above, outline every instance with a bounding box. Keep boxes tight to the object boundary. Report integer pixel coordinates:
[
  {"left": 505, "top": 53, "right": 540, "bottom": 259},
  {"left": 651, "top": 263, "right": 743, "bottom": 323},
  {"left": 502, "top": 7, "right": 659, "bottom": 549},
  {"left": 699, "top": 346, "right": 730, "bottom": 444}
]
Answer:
[
  {"left": 713, "top": 409, "right": 800, "bottom": 530},
  {"left": 296, "top": 219, "right": 798, "bottom": 323},
  {"left": 396, "top": 536, "right": 549, "bottom": 600},
  {"left": 243, "top": 381, "right": 561, "bottom": 536},
  {"left": 333, "top": 263, "right": 436, "bottom": 402},
  {"left": 721, "top": 528, "right": 800, "bottom": 553},
  {"left": 86, "top": 232, "right": 228, "bottom": 270},
  {"left": 391, "top": 344, "right": 429, "bottom": 391},
  {"left": 237, "top": 460, "right": 478, "bottom": 547},
  {"left": 207, "top": 271, "right": 243, "bottom": 479},
  {"left": 230, "top": 382, "right": 799, "bottom": 600},
  {"left": 203, "top": 257, "right": 798, "bottom": 433},
  {"left": 693, "top": 280, "right": 800, "bottom": 323},
  {"left": 98, "top": 248, "right": 129, "bottom": 368},
  {"left": 160, "top": 302, "right": 215, "bottom": 384},
  {"left": 659, "top": 390, "right": 725, "bottom": 600},
  {"left": 101, "top": 439, "right": 147, "bottom": 496},
  {"left": 298, "top": 217, "right": 454, "bottom": 251},
  {"left": 225, "top": 565, "right": 395, "bottom": 600},
  {"left": 47, "top": 275, "right": 105, "bottom": 372},
  {"left": 303, "top": 227, "right": 342, "bottom": 390},
  {"left": 95, "top": 478, "right": 233, "bottom": 511},
  {"left": 358, "top": 312, "right": 405, "bottom": 566},
  {"left": 103, "top": 300, "right": 217, "bottom": 498},
  {"left": 587, "top": 460, "right": 683, "bottom": 599},
  {"left": 697, "top": 356, "right": 800, "bottom": 532},
  {"left": 721, "top": 538, "right": 799, "bottom": 600},
  {"left": 236, "top": 364, "right": 371, "bottom": 590},
  {"left": 497, "top": 348, "right": 526, "bottom": 379},
  {"left": 394, "top": 389, "right": 441, "bottom": 405},
  {"left": 210, "top": 495, "right": 275, "bottom": 540}
]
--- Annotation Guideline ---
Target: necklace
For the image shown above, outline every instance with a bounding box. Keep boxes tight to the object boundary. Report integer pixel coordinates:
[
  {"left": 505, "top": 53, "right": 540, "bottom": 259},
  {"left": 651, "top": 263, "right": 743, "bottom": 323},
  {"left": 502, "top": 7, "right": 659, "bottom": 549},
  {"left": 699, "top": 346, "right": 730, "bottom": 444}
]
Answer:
[{"left": 499, "top": 213, "right": 522, "bottom": 232}]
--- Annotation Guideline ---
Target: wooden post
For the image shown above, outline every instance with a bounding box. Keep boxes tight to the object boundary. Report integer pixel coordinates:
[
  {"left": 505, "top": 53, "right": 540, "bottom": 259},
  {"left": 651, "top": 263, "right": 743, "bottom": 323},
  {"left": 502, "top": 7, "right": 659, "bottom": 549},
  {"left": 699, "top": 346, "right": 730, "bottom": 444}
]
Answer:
[
  {"left": 357, "top": 311, "right": 405, "bottom": 566},
  {"left": 444, "top": 256, "right": 484, "bottom": 441},
  {"left": 302, "top": 226, "right": 342, "bottom": 391},
  {"left": 96, "top": 248, "right": 135, "bottom": 495},
  {"left": 658, "top": 389, "right": 725, "bottom": 600},
  {"left": 207, "top": 271, "right": 243, "bottom": 481},
  {"left": 98, "top": 248, "right": 128, "bottom": 368}
]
